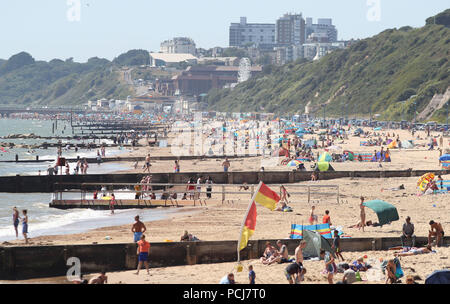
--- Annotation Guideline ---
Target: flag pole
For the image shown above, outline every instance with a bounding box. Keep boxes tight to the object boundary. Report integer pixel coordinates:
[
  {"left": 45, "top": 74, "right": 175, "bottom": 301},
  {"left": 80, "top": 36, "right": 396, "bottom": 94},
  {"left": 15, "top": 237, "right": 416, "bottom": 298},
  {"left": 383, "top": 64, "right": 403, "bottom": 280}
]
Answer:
[{"left": 237, "top": 181, "right": 263, "bottom": 263}]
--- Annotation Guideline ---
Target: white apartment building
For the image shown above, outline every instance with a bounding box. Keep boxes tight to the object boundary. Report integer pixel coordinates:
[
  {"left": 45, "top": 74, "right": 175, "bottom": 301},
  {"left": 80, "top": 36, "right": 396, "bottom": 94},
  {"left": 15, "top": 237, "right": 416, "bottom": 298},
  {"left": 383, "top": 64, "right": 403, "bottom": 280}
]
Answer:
[
  {"left": 160, "top": 37, "right": 196, "bottom": 55},
  {"left": 229, "top": 17, "right": 276, "bottom": 49}
]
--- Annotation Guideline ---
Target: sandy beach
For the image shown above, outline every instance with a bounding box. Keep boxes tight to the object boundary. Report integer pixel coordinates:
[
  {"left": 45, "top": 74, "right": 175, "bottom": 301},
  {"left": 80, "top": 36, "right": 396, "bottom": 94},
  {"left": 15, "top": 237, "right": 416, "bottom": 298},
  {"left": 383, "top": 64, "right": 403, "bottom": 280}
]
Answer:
[{"left": 1, "top": 124, "right": 449, "bottom": 284}]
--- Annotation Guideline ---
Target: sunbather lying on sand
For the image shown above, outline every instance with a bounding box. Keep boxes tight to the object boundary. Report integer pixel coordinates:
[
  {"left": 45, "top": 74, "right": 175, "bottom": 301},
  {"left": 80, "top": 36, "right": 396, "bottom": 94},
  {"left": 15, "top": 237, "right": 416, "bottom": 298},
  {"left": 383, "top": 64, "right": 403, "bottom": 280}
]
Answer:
[{"left": 394, "top": 245, "right": 433, "bottom": 257}]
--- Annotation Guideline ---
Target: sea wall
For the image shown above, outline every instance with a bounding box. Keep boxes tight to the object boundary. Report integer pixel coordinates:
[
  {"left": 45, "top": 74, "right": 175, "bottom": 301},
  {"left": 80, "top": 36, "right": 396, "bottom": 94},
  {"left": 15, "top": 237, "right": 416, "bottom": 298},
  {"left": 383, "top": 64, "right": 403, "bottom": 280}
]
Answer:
[
  {"left": 0, "top": 169, "right": 448, "bottom": 193},
  {"left": 0, "top": 236, "right": 448, "bottom": 280}
]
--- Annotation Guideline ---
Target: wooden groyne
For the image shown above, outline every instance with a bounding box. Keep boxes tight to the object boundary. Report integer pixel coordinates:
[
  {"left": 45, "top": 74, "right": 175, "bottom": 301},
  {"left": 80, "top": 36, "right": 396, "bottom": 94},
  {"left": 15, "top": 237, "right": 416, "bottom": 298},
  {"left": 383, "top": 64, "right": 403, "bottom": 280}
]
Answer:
[
  {"left": 0, "top": 169, "right": 448, "bottom": 193},
  {"left": 0, "top": 236, "right": 448, "bottom": 280},
  {"left": 0, "top": 153, "right": 260, "bottom": 164}
]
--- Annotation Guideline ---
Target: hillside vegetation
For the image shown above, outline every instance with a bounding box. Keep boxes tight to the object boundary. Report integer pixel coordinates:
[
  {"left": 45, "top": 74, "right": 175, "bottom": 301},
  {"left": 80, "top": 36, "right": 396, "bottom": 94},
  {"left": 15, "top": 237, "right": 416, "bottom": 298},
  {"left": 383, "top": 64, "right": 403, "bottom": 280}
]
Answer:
[
  {"left": 207, "top": 10, "right": 450, "bottom": 122},
  {"left": 0, "top": 51, "right": 152, "bottom": 106}
]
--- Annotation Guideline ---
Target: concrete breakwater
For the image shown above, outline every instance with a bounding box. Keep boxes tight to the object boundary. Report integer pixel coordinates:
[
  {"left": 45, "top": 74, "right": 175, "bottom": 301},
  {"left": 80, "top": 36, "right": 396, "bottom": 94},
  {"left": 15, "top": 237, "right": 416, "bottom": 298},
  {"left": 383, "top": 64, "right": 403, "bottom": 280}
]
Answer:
[
  {"left": 0, "top": 169, "right": 448, "bottom": 193},
  {"left": 0, "top": 236, "right": 447, "bottom": 280}
]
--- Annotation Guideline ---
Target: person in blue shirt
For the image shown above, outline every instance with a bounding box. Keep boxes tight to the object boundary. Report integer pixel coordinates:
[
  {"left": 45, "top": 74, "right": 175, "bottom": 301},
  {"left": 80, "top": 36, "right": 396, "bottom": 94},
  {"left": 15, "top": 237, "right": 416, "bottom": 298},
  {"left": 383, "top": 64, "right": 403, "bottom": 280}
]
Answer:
[{"left": 248, "top": 265, "right": 256, "bottom": 284}]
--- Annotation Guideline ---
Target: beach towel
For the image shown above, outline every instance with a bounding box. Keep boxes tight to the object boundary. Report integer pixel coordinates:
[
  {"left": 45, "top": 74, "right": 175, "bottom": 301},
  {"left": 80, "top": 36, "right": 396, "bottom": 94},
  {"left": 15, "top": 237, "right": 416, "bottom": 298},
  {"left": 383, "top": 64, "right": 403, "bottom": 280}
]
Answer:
[{"left": 355, "top": 153, "right": 373, "bottom": 162}]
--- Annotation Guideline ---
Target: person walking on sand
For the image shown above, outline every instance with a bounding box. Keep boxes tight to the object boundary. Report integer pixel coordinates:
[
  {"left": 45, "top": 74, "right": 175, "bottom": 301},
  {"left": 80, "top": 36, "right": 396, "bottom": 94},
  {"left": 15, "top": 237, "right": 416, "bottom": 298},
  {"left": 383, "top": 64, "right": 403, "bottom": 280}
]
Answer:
[
  {"left": 332, "top": 230, "right": 344, "bottom": 261},
  {"left": 13, "top": 207, "right": 20, "bottom": 238},
  {"left": 136, "top": 234, "right": 150, "bottom": 275},
  {"left": 295, "top": 240, "right": 307, "bottom": 267},
  {"left": 320, "top": 249, "right": 336, "bottom": 284},
  {"left": 174, "top": 160, "right": 180, "bottom": 173},
  {"left": 132, "top": 216, "right": 147, "bottom": 243},
  {"left": 22, "top": 209, "right": 29, "bottom": 244},
  {"left": 143, "top": 154, "right": 151, "bottom": 173},
  {"left": 359, "top": 196, "right": 366, "bottom": 232}
]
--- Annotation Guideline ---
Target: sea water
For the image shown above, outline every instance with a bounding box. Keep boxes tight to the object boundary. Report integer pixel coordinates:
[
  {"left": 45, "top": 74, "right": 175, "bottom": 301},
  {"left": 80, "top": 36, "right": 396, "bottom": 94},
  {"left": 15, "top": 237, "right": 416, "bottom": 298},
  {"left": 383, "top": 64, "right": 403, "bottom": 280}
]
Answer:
[
  {"left": 0, "top": 118, "right": 133, "bottom": 176},
  {"left": 0, "top": 118, "right": 182, "bottom": 242},
  {"left": 0, "top": 193, "right": 197, "bottom": 242}
]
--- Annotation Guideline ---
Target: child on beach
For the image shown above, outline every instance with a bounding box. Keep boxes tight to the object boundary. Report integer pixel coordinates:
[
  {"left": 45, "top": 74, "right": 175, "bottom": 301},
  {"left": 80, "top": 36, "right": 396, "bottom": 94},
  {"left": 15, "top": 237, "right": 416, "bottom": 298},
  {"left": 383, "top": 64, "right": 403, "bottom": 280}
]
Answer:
[
  {"left": 323, "top": 210, "right": 331, "bottom": 225},
  {"left": 248, "top": 265, "right": 256, "bottom": 284},
  {"left": 332, "top": 230, "right": 344, "bottom": 261},
  {"left": 22, "top": 209, "right": 28, "bottom": 244},
  {"left": 109, "top": 194, "right": 116, "bottom": 215},
  {"left": 136, "top": 235, "right": 150, "bottom": 275},
  {"left": 309, "top": 206, "right": 318, "bottom": 225},
  {"left": 320, "top": 249, "right": 336, "bottom": 284}
]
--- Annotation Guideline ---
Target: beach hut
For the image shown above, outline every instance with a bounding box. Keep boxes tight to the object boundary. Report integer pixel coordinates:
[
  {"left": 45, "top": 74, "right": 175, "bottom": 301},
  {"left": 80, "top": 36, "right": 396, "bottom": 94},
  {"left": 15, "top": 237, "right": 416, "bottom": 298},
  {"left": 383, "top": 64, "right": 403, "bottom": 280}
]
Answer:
[
  {"left": 363, "top": 200, "right": 399, "bottom": 226},
  {"left": 425, "top": 270, "right": 450, "bottom": 284}
]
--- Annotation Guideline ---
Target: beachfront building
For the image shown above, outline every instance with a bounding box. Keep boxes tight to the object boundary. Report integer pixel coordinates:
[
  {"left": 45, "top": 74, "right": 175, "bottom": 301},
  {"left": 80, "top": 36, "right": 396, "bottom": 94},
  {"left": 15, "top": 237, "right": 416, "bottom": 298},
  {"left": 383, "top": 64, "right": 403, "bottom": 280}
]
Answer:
[
  {"left": 229, "top": 17, "right": 276, "bottom": 49},
  {"left": 197, "top": 57, "right": 240, "bottom": 66},
  {"left": 172, "top": 65, "right": 263, "bottom": 96},
  {"left": 275, "top": 45, "right": 304, "bottom": 65},
  {"left": 160, "top": 37, "right": 197, "bottom": 55},
  {"left": 149, "top": 53, "right": 198, "bottom": 67},
  {"left": 305, "top": 18, "right": 338, "bottom": 43},
  {"left": 276, "top": 13, "right": 306, "bottom": 46},
  {"left": 125, "top": 95, "right": 176, "bottom": 112},
  {"left": 302, "top": 42, "right": 347, "bottom": 61}
]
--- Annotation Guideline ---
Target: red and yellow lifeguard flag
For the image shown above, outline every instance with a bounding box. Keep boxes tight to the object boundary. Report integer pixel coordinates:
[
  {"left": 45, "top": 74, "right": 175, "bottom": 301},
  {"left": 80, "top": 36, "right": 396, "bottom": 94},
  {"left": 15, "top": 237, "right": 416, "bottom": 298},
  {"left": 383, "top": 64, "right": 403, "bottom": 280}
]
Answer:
[
  {"left": 254, "top": 182, "right": 280, "bottom": 211},
  {"left": 239, "top": 201, "right": 257, "bottom": 251},
  {"left": 238, "top": 182, "right": 280, "bottom": 252}
]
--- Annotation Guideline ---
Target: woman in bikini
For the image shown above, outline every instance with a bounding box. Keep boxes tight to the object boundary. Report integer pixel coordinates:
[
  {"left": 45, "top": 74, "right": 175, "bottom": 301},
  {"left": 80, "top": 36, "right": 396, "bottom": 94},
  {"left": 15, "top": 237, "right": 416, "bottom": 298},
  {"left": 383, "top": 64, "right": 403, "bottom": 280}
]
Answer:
[{"left": 359, "top": 196, "right": 366, "bottom": 232}]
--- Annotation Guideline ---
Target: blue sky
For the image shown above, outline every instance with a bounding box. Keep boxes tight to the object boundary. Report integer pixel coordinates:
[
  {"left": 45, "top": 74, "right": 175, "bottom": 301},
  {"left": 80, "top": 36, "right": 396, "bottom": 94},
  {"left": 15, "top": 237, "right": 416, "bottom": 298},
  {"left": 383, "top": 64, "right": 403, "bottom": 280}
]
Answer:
[{"left": 0, "top": 0, "right": 447, "bottom": 62}]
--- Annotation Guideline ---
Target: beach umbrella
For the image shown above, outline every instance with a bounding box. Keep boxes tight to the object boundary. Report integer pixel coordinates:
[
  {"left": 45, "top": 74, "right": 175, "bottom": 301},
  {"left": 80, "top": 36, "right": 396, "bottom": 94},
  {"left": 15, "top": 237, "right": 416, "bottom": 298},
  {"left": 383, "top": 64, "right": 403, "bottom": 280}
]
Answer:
[
  {"left": 362, "top": 200, "right": 399, "bottom": 226},
  {"left": 425, "top": 270, "right": 450, "bottom": 284},
  {"left": 439, "top": 154, "right": 450, "bottom": 162},
  {"left": 374, "top": 127, "right": 382, "bottom": 131},
  {"left": 286, "top": 160, "right": 302, "bottom": 167},
  {"left": 417, "top": 172, "right": 435, "bottom": 191},
  {"left": 319, "top": 152, "right": 332, "bottom": 162}
]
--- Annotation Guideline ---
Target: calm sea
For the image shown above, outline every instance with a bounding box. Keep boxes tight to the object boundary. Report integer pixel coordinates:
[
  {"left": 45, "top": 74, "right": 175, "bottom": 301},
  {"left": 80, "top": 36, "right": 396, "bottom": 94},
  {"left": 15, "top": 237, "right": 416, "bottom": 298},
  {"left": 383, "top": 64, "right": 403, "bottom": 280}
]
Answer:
[{"left": 0, "top": 118, "right": 180, "bottom": 242}]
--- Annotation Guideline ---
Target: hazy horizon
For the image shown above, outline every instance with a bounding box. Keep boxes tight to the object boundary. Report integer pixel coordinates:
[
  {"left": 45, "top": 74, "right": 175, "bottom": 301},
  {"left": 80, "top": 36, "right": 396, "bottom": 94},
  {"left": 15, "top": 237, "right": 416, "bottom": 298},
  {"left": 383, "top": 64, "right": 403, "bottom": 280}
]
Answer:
[{"left": 0, "top": 0, "right": 448, "bottom": 63}]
